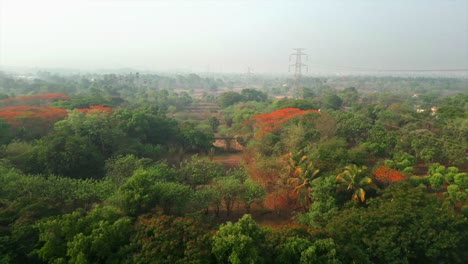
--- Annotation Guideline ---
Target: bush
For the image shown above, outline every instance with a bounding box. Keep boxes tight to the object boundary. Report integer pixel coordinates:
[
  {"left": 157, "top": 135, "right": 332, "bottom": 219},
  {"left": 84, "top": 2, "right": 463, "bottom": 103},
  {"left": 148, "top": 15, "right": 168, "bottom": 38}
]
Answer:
[
  {"left": 454, "top": 173, "right": 468, "bottom": 189},
  {"left": 428, "top": 163, "right": 446, "bottom": 176},
  {"left": 447, "top": 184, "right": 460, "bottom": 195},
  {"left": 402, "top": 167, "right": 413, "bottom": 175},
  {"left": 429, "top": 173, "right": 444, "bottom": 191},
  {"left": 462, "top": 205, "right": 468, "bottom": 218},
  {"left": 409, "top": 176, "right": 421, "bottom": 187},
  {"left": 420, "top": 176, "right": 431, "bottom": 186}
]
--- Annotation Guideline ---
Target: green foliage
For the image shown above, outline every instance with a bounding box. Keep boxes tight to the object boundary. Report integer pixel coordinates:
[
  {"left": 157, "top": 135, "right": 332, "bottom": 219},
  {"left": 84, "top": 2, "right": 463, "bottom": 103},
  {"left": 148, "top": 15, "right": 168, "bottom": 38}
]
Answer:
[
  {"left": 312, "top": 137, "right": 348, "bottom": 171},
  {"left": 333, "top": 111, "right": 371, "bottom": 145},
  {"left": 444, "top": 166, "right": 459, "bottom": 184},
  {"left": 212, "top": 214, "right": 265, "bottom": 264},
  {"left": 446, "top": 184, "right": 467, "bottom": 204},
  {"left": 34, "top": 133, "right": 105, "bottom": 179},
  {"left": 0, "top": 163, "right": 114, "bottom": 262},
  {"left": 436, "top": 105, "right": 465, "bottom": 120},
  {"left": 179, "top": 121, "right": 215, "bottom": 152},
  {"left": 113, "top": 106, "right": 179, "bottom": 147},
  {"left": 429, "top": 173, "right": 444, "bottom": 191},
  {"left": 299, "top": 175, "right": 338, "bottom": 228},
  {"left": 111, "top": 163, "right": 193, "bottom": 216},
  {"left": 213, "top": 176, "right": 243, "bottom": 216},
  {"left": 35, "top": 206, "right": 132, "bottom": 264},
  {"left": 180, "top": 155, "right": 224, "bottom": 187},
  {"left": 327, "top": 183, "right": 468, "bottom": 263},
  {"left": 0, "top": 119, "right": 11, "bottom": 145},
  {"left": 273, "top": 98, "right": 316, "bottom": 110},
  {"left": 0, "top": 141, "right": 35, "bottom": 173},
  {"left": 336, "top": 164, "right": 375, "bottom": 203},
  {"left": 409, "top": 176, "right": 422, "bottom": 187},
  {"left": 218, "top": 91, "right": 244, "bottom": 108},
  {"left": 362, "top": 125, "right": 397, "bottom": 157},
  {"left": 276, "top": 236, "right": 312, "bottom": 263},
  {"left": 299, "top": 238, "right": 341, "bottom": 264},
  {"left": 391, "top": 152, "right": 416, "bottom": 171},
  {"left": 243, "top": 178, "right": 266, "bottom": 213},
  {"left": 104, "top": 154, "right": 150, "bottom": 187},
  {"left": 241, "top": 88, "right": 267, "bottom": 102},
  {"left": 323, "top": 94, "right": 343, "bottom": 110},
  {"left": 130, "top": 215, "right": 213, "bottom": 264},
  {"left": 454, "top": 173, "right": 468, "bottom": 189},
  {"left": 428, "top": 163, "right": 446, "bottom": 176},
  {"left": 208, "top": 116, "right": 220, "bottom": 133},
  {"left": 462, "top": 205, "right": 468, "bottom": 218}
]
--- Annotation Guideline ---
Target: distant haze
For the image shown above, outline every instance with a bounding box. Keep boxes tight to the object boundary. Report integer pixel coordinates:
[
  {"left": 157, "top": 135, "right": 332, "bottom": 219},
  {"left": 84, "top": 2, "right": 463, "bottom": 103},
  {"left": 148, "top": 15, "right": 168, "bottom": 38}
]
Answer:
[{"left": 1, "top": 0, "right": 467, "bottom": 74}]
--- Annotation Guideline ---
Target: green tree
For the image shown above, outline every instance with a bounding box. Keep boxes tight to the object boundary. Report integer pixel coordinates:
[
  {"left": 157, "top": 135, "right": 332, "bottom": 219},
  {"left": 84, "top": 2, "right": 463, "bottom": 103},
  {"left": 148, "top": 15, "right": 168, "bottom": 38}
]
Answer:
[
  {"left": 336, "top": 165, "right": 375, "bottom": 203},
  {"left": 212, "top": 214, "right": 265, "bottom": 264},
  {"left": 218, "top": 91, "right": 244, "bottom": 108},
  {"left": 35, "top": 206, "right": 132, "bottom": 264},
  {"left": 208, "top": 116, "right": 220, "bottom": 133},
  {"left": 299, "top": 174, "right": 338, "bottom": 228},
  {"left": 34, "top": 133, "right": 105, "bottom": 179},
  {"left": 241, "top": 88, "right": 267, "bottom": 102},
  {"left": 0, "top": 119, "right": 11, "bottom": 145},
  {"left": 214, "top": 176, "right": 243, "bottom": 216},
  {"left": 130, "top": 215, "right": 213, "bottom": 264},
  {"left": 111, "top": 163, "right": 192, "bottom": 216},
  {"left": 243, "top": 178, "right": 266, "bottom": 213},
  {"left": 286, "top": 153, "right": 320, "bottom": 211},
  {"left": 104, "top": 154, "right": 150, "bottom": 188},
  {"left": 327, "top": 183, "right": 468, "bottom": 263},
  {"left": 179, "top": 155, "right": 224, "bottom": 187},
  {"left": 323, "top": 94, "right": 343, "bottom": 110},
  {"left": 300, "top": 238, "right": 341, "bottom": 264},
  {"left": 179, "top": 121, "right": 215, "bottom": 153}
]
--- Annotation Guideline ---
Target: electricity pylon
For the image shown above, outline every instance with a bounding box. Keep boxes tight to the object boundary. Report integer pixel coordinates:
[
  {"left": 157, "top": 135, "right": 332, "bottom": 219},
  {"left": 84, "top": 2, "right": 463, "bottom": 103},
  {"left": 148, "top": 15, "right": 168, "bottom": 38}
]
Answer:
[{"left": 289, "top": 48, "right": 308, "bottom": 98}]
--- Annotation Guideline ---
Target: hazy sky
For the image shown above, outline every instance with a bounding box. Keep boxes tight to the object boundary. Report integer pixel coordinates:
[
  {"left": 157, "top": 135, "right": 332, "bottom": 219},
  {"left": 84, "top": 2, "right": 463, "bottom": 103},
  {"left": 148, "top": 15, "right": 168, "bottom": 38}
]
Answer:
[{"left": 1, "top": 0, "right": 467, "bottom": 73}]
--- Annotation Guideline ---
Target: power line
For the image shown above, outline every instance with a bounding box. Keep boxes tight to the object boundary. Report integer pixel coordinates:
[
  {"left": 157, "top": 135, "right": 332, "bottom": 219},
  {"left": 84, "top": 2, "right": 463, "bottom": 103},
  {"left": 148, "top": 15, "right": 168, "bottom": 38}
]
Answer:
[{"left": 308, "top": 62, "right": 468, "bottom": 72}]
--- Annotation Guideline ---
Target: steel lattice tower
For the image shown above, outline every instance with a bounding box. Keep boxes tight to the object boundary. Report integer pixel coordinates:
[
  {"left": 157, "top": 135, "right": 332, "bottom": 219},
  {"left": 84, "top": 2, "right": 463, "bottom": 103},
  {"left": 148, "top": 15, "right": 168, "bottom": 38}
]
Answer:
[{"left": 289, "top": 48, "right": 308, "bottom": 98}]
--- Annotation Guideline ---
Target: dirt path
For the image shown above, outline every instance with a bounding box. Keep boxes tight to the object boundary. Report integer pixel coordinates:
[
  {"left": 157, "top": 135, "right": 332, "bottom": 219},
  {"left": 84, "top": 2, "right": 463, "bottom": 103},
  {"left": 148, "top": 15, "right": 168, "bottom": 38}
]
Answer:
[{"left": 212, "top": 152, "right": 244, "bottom": 168}]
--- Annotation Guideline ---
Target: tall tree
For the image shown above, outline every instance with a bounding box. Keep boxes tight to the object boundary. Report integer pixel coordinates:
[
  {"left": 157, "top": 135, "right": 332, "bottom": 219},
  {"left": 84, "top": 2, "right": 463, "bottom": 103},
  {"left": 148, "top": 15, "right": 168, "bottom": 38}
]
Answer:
[{"left": 336, "top": 165, "right": 375, "bottom": 203}]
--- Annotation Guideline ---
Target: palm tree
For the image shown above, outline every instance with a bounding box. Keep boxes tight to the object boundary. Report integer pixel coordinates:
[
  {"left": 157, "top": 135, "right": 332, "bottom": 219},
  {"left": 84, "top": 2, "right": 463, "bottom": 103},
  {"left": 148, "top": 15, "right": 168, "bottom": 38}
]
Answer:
[
  {"left": 336, "top": 164, "right": 375, "bottom": 203},
  {"left": 287, "top": 153, "right": 320, "bottom": 210}
]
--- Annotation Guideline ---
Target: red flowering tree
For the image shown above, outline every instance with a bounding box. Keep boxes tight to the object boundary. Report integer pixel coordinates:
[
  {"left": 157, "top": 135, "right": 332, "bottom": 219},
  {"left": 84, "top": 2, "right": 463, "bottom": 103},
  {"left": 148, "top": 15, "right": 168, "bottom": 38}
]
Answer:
[
  {"left": 1, "top": 93, "right": 70, "bottom": 106},
  {"left": 0, "top": 106, "right": 68, "bottom": 126},
  {"left": 374, "top": 165, "right": 406, "bottom": 186},
  {"left": 0, "top": 106, "right": 68, "bottom": 139},
  {"left": 76, "top": 105, "right": 112, "bottom": 114},
  {"left": 250, "top": 108, "right": 320, "bottom": 137}
]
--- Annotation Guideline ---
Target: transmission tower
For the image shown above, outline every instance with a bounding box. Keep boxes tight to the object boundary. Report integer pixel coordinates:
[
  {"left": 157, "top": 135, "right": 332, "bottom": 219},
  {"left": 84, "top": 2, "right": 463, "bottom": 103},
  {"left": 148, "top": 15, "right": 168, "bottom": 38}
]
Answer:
[
  {"left": 289, "top": 48, "right": 308, "bottom": 98},
  {"left": 245, "top": 66, "right": 254, "bottom": 88}
]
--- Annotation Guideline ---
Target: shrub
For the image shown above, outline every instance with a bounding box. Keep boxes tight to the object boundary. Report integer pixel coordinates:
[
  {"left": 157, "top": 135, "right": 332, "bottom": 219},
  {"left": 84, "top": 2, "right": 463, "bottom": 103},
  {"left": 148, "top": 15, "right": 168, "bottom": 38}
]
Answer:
[
  {"left": 420, "top": 176, "right": 431, "bottom": 186},
  {"left": 461, "top": 205, "right": 468, "bottom": 218},
  {"left": 429, "top": 173, "right": 444, "bottom": 191},
  {"left": 409, "top": 176, "right": 421, "bottom": 187},
  {"left": 454, "top": 173, "right": 467, "bottom": 189},
  {"left": 402, "top": 167, "right": 414, "bottom": 174}
]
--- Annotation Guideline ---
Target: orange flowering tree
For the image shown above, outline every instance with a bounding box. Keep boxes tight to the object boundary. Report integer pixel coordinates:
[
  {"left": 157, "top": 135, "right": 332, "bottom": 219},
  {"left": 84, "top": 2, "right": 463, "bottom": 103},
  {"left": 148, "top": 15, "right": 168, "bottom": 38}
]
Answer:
[
  {"left": 1, "top": 93, "right": 70, "bottom": 106},
  {"left": 374, "top": 165, "right": 406, "bottom": 186},
  {"left": 76, "top": 105, "right": 112, "bottom": 114},
  {"left": 250, "top": 108, "right": 320, "bottom": 137},
  {"left": 0, "top": 106, "right": 68, "bottom": 126},
  {"left": 0, "top": 106, "right": 68, "bottom": 139}
]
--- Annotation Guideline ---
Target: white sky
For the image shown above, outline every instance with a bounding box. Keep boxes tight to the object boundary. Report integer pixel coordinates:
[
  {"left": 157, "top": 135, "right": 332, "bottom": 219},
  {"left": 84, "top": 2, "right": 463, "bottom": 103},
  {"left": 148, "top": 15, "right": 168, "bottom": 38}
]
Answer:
[{"left": 1, "top": 0, "right": 467, "bottom": 73}]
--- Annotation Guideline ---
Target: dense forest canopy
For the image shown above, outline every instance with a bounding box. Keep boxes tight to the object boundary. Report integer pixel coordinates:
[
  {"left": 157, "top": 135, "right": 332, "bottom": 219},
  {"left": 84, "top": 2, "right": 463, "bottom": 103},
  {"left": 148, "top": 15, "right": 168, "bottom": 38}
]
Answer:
[{"left": 0, "top": 71, "right": 467, "bottom": 263}]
